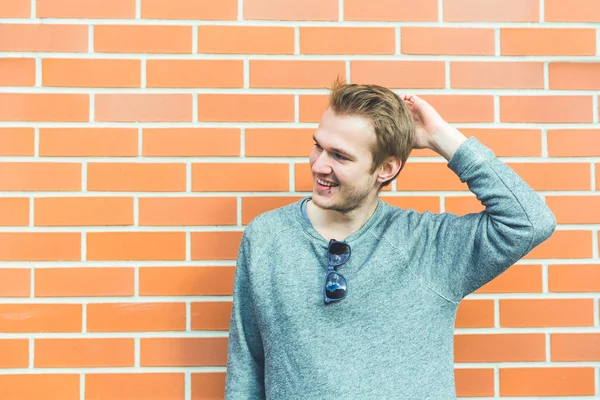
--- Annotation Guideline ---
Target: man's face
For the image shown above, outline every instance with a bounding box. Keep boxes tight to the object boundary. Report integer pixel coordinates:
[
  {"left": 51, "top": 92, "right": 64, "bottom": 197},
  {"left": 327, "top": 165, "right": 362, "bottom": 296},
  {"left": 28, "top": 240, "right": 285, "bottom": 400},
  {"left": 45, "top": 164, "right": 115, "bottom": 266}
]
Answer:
[{"left": 309, "top": 107, "right": 381, "bottom": 214}]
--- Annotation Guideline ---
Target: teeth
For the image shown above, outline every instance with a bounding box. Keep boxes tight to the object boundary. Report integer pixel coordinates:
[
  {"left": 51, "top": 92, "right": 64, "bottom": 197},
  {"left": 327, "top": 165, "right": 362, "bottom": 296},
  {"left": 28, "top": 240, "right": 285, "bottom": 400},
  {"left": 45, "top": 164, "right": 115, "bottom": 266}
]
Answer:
[{"left": 317, "top": 178, "right": 337, "bottom": 187}]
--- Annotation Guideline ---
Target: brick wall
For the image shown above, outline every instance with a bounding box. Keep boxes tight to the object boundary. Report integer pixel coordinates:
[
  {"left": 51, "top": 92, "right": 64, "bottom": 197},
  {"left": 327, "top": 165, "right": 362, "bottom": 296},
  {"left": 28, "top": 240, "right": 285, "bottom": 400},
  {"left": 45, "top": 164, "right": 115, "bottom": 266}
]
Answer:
[{"left": 0, "top": 0, "right": 599, "bottom": 398}]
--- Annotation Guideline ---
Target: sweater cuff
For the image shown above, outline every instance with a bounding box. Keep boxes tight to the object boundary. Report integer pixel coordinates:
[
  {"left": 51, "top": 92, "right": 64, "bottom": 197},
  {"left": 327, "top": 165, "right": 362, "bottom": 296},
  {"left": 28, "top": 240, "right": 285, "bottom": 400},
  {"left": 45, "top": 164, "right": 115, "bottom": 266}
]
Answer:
[{"left": 446, "top": 136, "right": 496, "bottom": 180}]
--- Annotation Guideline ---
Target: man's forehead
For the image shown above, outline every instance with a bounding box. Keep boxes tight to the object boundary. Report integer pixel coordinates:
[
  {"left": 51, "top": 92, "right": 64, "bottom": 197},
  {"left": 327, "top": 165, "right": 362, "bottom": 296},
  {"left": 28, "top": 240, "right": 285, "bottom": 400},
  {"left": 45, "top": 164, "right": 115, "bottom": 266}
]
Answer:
[{"left": 316, "top": 110, "right": 375, "bottom": 150}]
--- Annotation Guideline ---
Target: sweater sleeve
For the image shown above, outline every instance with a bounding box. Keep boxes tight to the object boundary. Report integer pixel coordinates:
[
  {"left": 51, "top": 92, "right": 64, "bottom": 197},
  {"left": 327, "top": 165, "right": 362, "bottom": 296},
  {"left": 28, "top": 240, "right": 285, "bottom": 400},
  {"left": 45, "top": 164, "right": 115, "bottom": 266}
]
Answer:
[
  {"left": 418, "top": 136, "right": 556, "bottom": 301},
  {"left": 225, "top": 227, "right": 266, "bottom": 399}
]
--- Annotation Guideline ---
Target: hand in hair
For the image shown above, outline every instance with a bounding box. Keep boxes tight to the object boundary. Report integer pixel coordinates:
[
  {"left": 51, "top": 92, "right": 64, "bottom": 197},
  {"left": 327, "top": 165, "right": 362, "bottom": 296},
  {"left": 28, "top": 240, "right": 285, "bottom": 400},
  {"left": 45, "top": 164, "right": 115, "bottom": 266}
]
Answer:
[{"left": 400, "top": 94, "right": 467, "bottom": 161}]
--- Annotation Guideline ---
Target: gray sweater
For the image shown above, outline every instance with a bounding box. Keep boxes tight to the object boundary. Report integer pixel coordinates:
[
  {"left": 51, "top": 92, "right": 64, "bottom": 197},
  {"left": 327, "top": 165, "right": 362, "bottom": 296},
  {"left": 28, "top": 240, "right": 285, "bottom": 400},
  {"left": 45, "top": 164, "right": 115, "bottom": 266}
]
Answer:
[{"left": 225, "top": 137, "right": 556, "bottom": 399}]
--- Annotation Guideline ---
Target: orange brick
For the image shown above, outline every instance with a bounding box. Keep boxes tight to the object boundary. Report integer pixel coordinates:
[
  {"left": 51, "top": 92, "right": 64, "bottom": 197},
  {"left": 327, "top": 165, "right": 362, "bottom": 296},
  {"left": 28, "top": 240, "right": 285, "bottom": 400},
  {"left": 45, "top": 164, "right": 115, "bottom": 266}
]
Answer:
[
  {"left": 551, "top": 334, "right": 600, "bottom": 361},
  {"left": 301, "top": 27, "right": 395, "bottom": 55},
  {"left": 500, "top": 299, "right": 594, "bottom": 327},
  {"left": 37, "top": 0, "right": 135, "bottom": 18},
  {"left": 455, "top": 300, "right": 494, "bottom": 328},
  {"left": 500, "top": 368, "right": 595, "bottom": 396},
  {"left": 451, "top": 62, "right": 544, "bottom": 89},
  {"left": 0, "top": 0, "right": 30, "bottom": 17},
  {"left": 549, "top": 63, "right": 600, "bottom": 90},
  {"left": 351, "top": 61, "right": 445, "bottom": 88},
  {"left": 244, "top": 0, "right": 339, "bottom": 21},
  {"left": 244, "top": 0, "right": 337, "bottom": 20},
  {"left": 141, "top": 338, "right": 228, "bottom": 366},
  {"left": 476, "top": 265, "right": 543, "bottom": 294},
  {"left": 192, "top": 373, "right": 226, "bottom": 400},
  {"left": 402, "top": 28, "right": 495, "bottom": 55},
  {"left": 95, "top": 25, "right": 192, "bottom": 54},
  {"left": 87, "top": 163, "right": 186, "bottom": 192},
  {"left": 197, "top": 94, "right": 294, "bottom": 122},
  {"left": 197, "top": 26, "right": 294, "bottom": 54},
  {"left": 421, "top": 95, "right": 495, "bottom": 123},
  {"left": 508, "top": 162, "right": 590, "bottom": 191},
  {"left": 444, "top": 196, "right": 484, "bottom": 215},
  {"left": 0, "top": 268, "right": 30, "bottom": 297},
  {"left": 242, "top": 196, "right": 303, "bottom": 224},
  {"left": 525, "top": 231, "right": 592, "bottom": 260},
  {"left": 96, "top": 94, "right": 192, "bottom": 122},
  {"left": 299, "top": 95, "right": 329, "bottom": 123},
  {"left": 87, "top": 232, "right": 186, "bottom": 261},
  {"left": 501, "top": 28, "right": 596, "bottom": 56},
  {"left": 0, "top": 304, "right": 81, "bottom": 333},
  {"left": 39, "top": 128, "right": 138, "bottom": 157},
  {"left": 0, "top": 340, "right": 28, "bottom": 368},
  {"left": 397, "top": 163, "right": 469, "bottom": 191},
  {"left": 546, "top": 196, "right": 600, "bottom": 224},
  {"left": 455, "top": 334, "right": 545, "bottom": 362},
  {"left": 0, "top": 58, "right": 35, "bottom": 86},
  {"left": 35, "top": 197, "right": 133, "bottom": 226},
  {"left": 0, "top": 94, "right": 89, "bottom": 122},
  {"left": 191, "top": 302, "right": 232, "bottom": 331},
  {"left": 142, "top": 0, "right": 237, "bottom": 20},
  {"left": 0, "top": 375, "right": 79, "bottom": 400},
  {"left": 409, "top": 128, "right": 542, "bottom": 162},
  {"left": 85, "top": 374, "right": 184, "bottom": 400},
  {"left": 0, "top": 198, "right": 29, "bottom": 227},
  {"left": 502, "top": 96, "right": 593, "bottom": 123},
  {"left": 139, "top": 266, "right": 235, "bottom": 296},
  {"left": 345, "top": 0, "right": 437, "bottom": 21},
  {"left": 43, "top": 59, "right": 140, "bottom": 88},
  {"left": 87, "top": 303, "right": 186, "bottom": 332},
  {"left": 250, "top": 60, "right": 345, "bottom": 88},
  {"left": 0, "top": 24, "right": 87, "bottom": 52},
  {"left": 0, "top": 128, "right": 34, "bottom": 156},
  {"left": 139, "top": 197, "right": 237, "bottom": 226},
  {"left": 191, "top": 232, "right": 243, "bottom": 260},
  {"left": 379, "top": 196, "right": 440, "bottom": 214},
  {"left": 546, "top": 0, "right": 600, "bottom": 22},
  {"left": 549, "top": 264, "right": 600, "bottom": 292},
  {"left": 445, "top": 0, "right": 539, "bottom": 21},
  {"left": 246, "top": 128, "right": 313, "bottom": 157},
  {"left": 0, "top": 233, "right": 80, "bottom": 261},
  {"left": 295, "top": 163, "right": 314, "bottom": 192},
  {"left": 192, "top": 163, "right": 288, "bottom": 192},
  {"left": 35, "top": 338, "right": 134, "bottom": 367},
  {"left": 143, "top": 128, "right": 240, "bottom": 157},
  {"left": 548, "top": 129, "right": 600, "bottom": 157},
  {"left": 147, "top": 60, "right": 243, "bottom": 88},
  {"left": 35, "top": 267, "right": 134, "bottom": 297},
  {"left": 454, "top": 369, "right": 494, "bottom": 398}
]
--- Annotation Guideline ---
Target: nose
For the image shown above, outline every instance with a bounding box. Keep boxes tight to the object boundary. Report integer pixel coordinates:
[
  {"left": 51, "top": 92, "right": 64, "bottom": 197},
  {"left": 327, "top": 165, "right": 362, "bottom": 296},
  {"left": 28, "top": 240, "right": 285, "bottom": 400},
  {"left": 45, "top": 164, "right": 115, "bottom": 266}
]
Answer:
[{"left": 311, "top": 149, "right": 332, "bottom": 176}]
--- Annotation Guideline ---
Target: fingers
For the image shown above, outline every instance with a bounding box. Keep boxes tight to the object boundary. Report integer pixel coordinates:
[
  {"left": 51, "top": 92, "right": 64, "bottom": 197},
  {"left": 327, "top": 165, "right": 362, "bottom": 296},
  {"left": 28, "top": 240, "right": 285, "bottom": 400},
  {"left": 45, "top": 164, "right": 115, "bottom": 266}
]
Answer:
[{"left": 399, "top": 93, "right": 418, "bottom": 105}]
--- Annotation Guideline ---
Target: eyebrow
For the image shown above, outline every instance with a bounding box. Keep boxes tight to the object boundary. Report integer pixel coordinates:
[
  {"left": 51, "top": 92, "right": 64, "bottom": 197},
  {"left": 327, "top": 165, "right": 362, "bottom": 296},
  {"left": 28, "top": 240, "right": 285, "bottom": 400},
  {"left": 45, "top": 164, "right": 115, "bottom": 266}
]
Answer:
[{"left": 313, "top": 135, "right": 355, "bottom": 159}]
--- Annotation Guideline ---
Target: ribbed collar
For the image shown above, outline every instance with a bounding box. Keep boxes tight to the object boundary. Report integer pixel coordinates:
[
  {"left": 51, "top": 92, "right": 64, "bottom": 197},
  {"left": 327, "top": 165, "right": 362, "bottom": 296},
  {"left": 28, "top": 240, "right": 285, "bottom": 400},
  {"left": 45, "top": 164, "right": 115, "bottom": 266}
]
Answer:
[{"left": 294, "top": 196, "right": 387, "bottom": 247}]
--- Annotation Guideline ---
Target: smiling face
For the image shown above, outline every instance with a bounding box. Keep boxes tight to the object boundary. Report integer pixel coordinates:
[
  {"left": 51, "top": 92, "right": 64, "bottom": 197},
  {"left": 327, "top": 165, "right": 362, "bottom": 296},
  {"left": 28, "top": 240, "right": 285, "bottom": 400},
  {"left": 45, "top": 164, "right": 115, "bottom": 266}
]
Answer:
[{"left": 309, "top": 107, "right": 383, "bottom": 214}]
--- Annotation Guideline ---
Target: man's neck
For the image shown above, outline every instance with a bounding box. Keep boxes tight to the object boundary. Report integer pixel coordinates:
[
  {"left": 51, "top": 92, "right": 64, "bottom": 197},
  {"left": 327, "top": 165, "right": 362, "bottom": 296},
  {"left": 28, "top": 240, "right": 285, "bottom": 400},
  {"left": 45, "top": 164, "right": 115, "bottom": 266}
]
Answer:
[{"left": 306, "top": 197, "right": 379, "bottom": 242}]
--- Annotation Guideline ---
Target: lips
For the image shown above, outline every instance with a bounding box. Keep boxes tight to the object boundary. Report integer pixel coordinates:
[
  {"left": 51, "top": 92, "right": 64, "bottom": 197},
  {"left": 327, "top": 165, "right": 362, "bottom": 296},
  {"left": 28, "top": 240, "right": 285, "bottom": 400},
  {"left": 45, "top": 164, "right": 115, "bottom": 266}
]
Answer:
[{"left": 316, "top": 177, "right": 339, "bottom": 190}]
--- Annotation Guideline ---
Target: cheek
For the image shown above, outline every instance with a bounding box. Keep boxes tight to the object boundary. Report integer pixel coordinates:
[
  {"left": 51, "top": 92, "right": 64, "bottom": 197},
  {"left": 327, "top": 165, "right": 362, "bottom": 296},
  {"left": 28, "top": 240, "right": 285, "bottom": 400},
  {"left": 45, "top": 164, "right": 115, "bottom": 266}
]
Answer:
[{"left": 308, "top": 149, "right": 318, "bottom": 167}]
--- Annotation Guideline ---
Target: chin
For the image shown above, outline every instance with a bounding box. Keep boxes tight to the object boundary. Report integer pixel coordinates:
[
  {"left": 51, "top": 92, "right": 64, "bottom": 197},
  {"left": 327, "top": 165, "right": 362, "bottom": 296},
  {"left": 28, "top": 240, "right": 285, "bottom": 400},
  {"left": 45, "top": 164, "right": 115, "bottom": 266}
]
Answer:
[{"left": 311, "top": 189, "right": 339, "bottom": 209}]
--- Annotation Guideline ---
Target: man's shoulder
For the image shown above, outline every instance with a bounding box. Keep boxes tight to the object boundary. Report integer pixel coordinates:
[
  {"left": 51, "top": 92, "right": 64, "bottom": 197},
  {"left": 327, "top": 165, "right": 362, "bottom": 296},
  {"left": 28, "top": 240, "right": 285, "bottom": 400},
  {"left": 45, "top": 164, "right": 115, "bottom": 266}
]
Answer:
[{"left": 244, "top": 198, "right": 304, "bottom": 238}]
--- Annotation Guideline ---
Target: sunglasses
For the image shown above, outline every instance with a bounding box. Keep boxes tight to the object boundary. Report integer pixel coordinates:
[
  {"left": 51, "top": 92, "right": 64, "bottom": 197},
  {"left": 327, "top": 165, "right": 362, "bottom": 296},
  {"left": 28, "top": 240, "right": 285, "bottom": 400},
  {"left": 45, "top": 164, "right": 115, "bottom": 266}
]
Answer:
[{"left": 323, "top": 239, "right": 350, "bottom": 304}]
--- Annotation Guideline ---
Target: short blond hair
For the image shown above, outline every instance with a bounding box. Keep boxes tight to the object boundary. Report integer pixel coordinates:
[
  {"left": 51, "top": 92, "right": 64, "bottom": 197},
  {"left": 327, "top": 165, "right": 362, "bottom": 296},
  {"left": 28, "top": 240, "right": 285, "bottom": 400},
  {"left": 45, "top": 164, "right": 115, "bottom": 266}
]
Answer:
[{"left": 327, "top": 77, "right": 415, "bottom": 187}]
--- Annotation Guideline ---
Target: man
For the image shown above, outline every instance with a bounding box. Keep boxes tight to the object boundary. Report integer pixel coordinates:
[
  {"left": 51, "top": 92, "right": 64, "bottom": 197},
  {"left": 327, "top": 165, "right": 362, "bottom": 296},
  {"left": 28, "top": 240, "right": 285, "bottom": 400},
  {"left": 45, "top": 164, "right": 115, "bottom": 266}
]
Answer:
[{"left": 224, "top": 79, "right": 556, "bottom": 399}]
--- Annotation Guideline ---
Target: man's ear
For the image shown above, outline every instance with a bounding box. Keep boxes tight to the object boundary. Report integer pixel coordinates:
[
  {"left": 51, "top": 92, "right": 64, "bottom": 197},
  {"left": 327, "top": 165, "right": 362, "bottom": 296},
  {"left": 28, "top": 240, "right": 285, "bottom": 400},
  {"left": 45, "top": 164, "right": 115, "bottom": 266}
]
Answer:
[{"left": 376, "top": 157, "right": 402, "bottom": 184}]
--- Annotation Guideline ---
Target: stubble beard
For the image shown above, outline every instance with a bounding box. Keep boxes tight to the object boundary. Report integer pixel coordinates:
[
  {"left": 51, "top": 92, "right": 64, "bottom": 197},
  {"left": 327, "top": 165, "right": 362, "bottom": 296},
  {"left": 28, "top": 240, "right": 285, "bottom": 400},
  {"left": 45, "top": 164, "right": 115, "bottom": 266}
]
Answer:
[{"left": 313, "top": 178, "right": 377, "bottom": 215}]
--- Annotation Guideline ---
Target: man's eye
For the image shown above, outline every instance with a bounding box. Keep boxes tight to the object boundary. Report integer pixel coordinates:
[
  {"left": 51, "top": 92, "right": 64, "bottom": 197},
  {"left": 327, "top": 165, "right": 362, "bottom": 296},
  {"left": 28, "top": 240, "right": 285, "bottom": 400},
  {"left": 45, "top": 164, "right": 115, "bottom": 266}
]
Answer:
[
  {"left": 334, "top": 153, "right": 347, "bottom": 161},
  {"left": 314, "top": 142, "right": 322, "bottom": 150}
]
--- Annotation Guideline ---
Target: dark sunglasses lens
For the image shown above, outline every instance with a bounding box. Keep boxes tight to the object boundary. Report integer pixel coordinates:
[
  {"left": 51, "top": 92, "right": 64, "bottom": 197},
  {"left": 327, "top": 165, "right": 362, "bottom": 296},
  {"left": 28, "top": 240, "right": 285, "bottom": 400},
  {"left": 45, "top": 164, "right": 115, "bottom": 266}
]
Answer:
[
  {"left": 325, "top": 272, "right": 347, "bottom": 300},
  {"left": 329, "top": 242, "right": 350, "bottom": 265}
]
